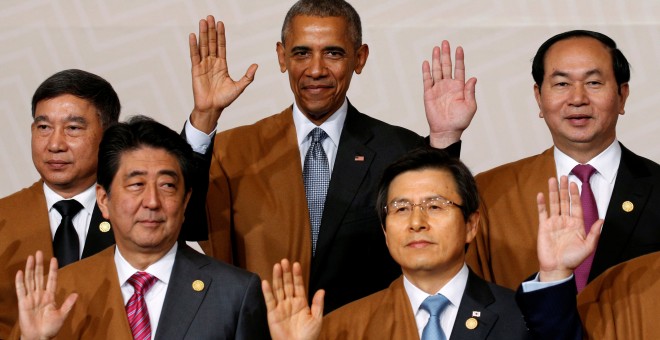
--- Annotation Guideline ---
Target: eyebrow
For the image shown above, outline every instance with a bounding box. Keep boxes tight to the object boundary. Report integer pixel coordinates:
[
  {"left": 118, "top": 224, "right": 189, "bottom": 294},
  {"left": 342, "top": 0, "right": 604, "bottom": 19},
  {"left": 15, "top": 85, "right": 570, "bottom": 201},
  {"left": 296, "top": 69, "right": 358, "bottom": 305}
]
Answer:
[
  {"left": 550, "top": 69, "right": 603, "bottom": 78},
  {"left": 33, "top": 115, "right": 88, "bottom": 125},
  {"left": 289, "top": 45, "right": 347, "bottom": 53},
  {"left": 389, "top": 195, "right": 447, "bottom": 203},
  {"left": 125, "top": 169, "right": 180, "bottom": 179}
]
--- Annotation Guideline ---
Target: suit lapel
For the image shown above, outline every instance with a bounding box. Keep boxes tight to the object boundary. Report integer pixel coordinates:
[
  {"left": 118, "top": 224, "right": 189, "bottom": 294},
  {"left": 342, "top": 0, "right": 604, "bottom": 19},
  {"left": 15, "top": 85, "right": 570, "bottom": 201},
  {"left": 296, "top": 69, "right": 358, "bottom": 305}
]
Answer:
[
  {"left": 450, "top": 271, "right": 499, "bottom": 339},
  {"left": 312, "top": 104, "right": 375, "bottom": 266},
  {"left": 590, "top": 144, "right": 653, "bottom": 280},
  {"left": 81, "top": 204, "right": 115, "bottom": 258},
  {"left": 155, "top": 245, "right": 212, "bottom": 339}
]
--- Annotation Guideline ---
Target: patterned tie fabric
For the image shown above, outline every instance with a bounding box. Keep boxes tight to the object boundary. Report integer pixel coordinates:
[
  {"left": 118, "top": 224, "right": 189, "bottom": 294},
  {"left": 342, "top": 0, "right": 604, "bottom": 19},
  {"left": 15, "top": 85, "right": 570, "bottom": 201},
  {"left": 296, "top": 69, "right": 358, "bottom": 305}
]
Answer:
[
  {"left": 420, "top": 294, "right": 450, "bottom": 340},
  {"left": 52, "top": 199, "right": 83, "bottom": 267},
  {"left": 303, "top": 127, "right": 330, "bottom": 256},
  {"left": 126, "top": 272, "right": 158, "bottom": 340},
  {"left": 572, "top": 164, "right": 599, "bottom": 292}
]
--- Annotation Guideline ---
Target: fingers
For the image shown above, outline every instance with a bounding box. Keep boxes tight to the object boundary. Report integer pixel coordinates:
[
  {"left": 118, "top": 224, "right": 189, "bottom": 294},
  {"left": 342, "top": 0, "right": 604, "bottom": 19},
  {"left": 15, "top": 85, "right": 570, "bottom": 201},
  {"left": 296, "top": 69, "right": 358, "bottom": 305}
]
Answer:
[
  {"left": 198, "top": 18, "right": 209, "bottom": 59},
  {"left": 310, "top": 289, "right": 325, "bottom": 318},
  {"left": 431, "top": 45, "right": 442, "bottom": 82},
  {"left": 281, "top": 259, "right": 294, "bottom": 300},
  {"left": 547, "top": 177, "right": 560, "bottom": 216},
  {"left": 536, "top": 192, "right": 548, "bottom": 222},
  {"left": 188, "top": 33, "right": 200, "bottom": 66},
  {"left": 559, "top": 176, "right": 570, "bottom": 216},
  {"left": 261, "top": 279, "right": 277, "bottom": 312},
  {"left": 236, "top": 64, "right": 259, "bottom": 91},
  {"left": 292, "top": 262, "right": 307, "bottom": 299},
  {"left": 272, "top": 262, "right": 284, "bottom": 303},
  {"left": 422, "top": 60, "right": 432, "bottom": 91},
  {"left": 216, "top": 21, "right": 226, "bottom": 60},
  {"left": 440, "top": 40, "right": 453, "bottom": 79},
  {"left": 60, "top": 293, "right": 78, "bottom": 315},
  {"left": 569, "top": 181, "right": 583, "bottom": 222},
  {"left": 35, "top": 251, "right": 44, "bottom": 292},
  {"left": 24, "top": 254, "right": 35, "bottom": 293},
  {"left": 208, "top": 17, "right": 217, "bottom": 57},
  {"left": 15, "top": 270, "right": 26, "bottom": 299},
  {"left": 454, "top": 46, "right": 465, "bottom": 81},
  {"left": 46, "top": 258, "right": 59, "bottom": 295}
]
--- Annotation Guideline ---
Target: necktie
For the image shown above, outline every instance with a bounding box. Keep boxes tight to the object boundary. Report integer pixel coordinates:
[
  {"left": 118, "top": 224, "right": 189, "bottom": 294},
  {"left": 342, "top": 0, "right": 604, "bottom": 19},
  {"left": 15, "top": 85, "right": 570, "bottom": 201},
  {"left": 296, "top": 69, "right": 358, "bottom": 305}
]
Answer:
[
  {"left": 572, "top": 164, "right": 599, "bottom": 292},
  {"left": 126, "top": 272, "right": 158, "bottom": 340},
  {"left": 52, "top": 200, "right": 84, "bottom": 267},
  {"left": 420, "top": 294, "right": 450, "bottom": 340},
  {"left": 303, "top": 127, "right": 330, "bottom": 256}
]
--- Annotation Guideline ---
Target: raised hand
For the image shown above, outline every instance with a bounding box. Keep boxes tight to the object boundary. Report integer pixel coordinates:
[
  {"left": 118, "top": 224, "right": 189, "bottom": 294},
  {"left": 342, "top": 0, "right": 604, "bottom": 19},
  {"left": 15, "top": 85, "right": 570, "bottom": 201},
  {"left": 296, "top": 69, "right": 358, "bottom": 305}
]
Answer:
[
  {"left": 422, "top": 40, "right": 477, "bottom": 148},
  {"left": 262, "top": 259, "right": 324, "bottom": 340},
  {"left": 15, "top": 251, "right": 78, "bottom": 340},
  {"left": 189, "top": 15, "right": 259, "bottom": 133},
  {"left": 536, "top": 177, "right": 602, "bottom": 282}
]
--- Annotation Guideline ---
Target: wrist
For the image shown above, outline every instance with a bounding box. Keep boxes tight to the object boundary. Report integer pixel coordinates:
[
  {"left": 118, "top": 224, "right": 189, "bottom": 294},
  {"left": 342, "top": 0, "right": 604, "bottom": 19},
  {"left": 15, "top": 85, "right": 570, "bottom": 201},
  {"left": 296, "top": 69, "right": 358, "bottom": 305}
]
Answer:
[
  {"left": 429, "top": 130, "right": 463, "bottom": 148},
  {"left": 190, "top": 108, "right": 222, "bottom": 134},
  {"left": 538, "top": 269, "right": 572, "bottom": 282}
]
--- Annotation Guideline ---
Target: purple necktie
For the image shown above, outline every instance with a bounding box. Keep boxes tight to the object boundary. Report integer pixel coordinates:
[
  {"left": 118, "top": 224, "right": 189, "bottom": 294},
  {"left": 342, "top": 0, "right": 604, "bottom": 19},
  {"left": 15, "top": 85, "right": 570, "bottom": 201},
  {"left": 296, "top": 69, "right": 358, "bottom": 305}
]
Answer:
[
  {"left": 126, "top": 272, "right": 158, "bottom": 340},
  {"left": 572, "top": 164, "right": 598, "bottom": 292}
]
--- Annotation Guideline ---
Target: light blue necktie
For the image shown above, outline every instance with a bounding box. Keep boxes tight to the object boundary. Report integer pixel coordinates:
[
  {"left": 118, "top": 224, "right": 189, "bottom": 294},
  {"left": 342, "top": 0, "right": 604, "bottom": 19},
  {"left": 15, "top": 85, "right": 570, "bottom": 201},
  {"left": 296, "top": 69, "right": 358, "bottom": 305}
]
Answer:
[
  {"left": 420, "top": 294, "right": 450, "bottom": 340},
  {"left": 303, "top": 127, "right": 330, "bottom": 256}
]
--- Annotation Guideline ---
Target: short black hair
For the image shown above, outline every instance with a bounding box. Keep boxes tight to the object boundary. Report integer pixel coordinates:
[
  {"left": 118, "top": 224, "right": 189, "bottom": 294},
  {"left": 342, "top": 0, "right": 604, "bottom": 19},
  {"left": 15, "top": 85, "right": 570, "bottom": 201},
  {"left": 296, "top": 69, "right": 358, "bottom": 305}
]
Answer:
[
  {"left": 532, "top": 30, "right": 630, "bottom": 93},
  {"left": 376, "top": 147, "right": 479, "bottom": 226},
  {"left": 31, "top": 69, "right": 120, "bottom": 129},
  {"left": 97, "top": 116, "right": 194, "bottom": 195},
  {"left": 281, "top": 0, "right": 362, "bottom": 49}
]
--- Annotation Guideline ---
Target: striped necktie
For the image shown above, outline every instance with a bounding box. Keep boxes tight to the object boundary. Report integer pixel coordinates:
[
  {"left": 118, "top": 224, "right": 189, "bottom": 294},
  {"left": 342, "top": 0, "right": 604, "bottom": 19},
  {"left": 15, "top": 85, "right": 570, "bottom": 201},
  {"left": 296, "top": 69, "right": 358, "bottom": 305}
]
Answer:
[{"left": 126, "top": 271, "right": 158, "bottom": 340}]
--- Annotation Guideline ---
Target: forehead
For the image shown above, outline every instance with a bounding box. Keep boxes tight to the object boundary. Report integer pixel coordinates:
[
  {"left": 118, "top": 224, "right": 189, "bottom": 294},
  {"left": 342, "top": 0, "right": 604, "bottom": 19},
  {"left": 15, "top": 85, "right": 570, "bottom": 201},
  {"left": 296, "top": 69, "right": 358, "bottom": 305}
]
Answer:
[
  {"left": 388, "top": 168, "right": 458, "bottom": 200},
  {"left": 116, "top": 146, "right": 181, "bottom": 175},
  {"left": 543, "top": 37, "right": 614, "bottom": 75},
  {"left": 35, "top": 94, "right": 100, "bottom": 121},
  {"left": 284, "top": 15, "right": 352, "bottom": 48}
]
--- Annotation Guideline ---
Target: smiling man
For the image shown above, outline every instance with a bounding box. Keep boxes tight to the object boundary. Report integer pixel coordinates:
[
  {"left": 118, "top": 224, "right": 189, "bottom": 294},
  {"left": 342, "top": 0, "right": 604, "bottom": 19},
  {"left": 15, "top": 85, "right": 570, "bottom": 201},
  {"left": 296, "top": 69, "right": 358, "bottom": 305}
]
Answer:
[
  {"left": 11, "top": 117, "right": 268, "bottom": 339},
  {"left": 183, "top": 0, "right": 478, "bottom": 314},
  {"left": 262, "top": 147, "right": 529, "bottom": 339},
  {"left": 467, "top": 30, "right": 660, "bottom": 292}
]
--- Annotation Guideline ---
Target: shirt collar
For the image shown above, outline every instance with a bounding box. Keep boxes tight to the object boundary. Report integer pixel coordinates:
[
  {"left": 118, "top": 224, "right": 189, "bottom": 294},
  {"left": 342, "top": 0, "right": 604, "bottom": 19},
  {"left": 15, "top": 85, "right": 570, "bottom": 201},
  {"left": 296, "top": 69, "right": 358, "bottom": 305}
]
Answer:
[
  {"left": 115, "top": 242, "right": 178, "bottom": 286},
  {"left": 404, "top": 263, "right": 469, "bottom": 315},
  {"left": 292, "top": 97, "right": 348, "bottom": 149},
  {"left": 43, "top": 183, "right": 97, "bottom": 216},
  {"left": 554, "top": 140, "right": 621, "bottom": 184}
]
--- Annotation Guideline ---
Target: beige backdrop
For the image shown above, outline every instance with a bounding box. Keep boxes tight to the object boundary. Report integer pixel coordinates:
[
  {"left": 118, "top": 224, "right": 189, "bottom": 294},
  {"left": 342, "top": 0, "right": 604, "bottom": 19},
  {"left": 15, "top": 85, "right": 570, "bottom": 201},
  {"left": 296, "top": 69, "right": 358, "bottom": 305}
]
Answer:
[{"left": 1, "top": 0, "right": 658, "bottom": 197}]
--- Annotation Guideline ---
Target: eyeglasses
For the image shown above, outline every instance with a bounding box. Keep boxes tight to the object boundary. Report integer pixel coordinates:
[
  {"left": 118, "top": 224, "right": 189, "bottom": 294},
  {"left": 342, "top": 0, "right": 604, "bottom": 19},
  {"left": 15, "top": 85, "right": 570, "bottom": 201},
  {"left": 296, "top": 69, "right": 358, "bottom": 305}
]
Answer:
[{"left": 384, "top": 196, "right": 464, "bottom": 218}]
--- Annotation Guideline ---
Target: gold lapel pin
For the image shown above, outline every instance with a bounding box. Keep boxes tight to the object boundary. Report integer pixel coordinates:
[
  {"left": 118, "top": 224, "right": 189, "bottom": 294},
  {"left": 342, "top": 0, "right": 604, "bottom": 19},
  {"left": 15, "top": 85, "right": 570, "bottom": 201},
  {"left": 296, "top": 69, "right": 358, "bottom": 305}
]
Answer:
[
  {"left": 466, "top": 317, "right": 478, "bottom": 330},
  {"left": 622, "top": 201, "right": 634, "bottom": 213},
  {"left": 99, "top": 221, "right": 111, "bottom": 233},
  {"left": 192, "top": 280, "right": 205, "bottom": 292}
]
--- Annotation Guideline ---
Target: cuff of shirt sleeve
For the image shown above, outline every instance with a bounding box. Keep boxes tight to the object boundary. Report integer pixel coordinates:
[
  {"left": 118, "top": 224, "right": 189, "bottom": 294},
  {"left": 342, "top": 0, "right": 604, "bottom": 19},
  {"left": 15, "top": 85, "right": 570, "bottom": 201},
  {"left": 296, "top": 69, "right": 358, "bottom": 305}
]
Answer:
[
  {"left": 522, "top": 273, "right": 574, "bottom": 293},
  {"left": 185, "top": 119, "right": 215, "bottom": 154}
]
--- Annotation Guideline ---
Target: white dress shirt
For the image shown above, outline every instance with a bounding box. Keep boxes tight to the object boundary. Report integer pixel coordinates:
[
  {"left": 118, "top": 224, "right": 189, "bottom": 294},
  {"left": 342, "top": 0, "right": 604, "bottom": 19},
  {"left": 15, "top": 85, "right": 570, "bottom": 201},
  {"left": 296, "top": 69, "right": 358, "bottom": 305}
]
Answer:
[
  {"left": 184, "top": 98, "right": 349, "bottom": 173},
  {"left": 554, "top": 140, "right": 621, "bottom": 219},
  {"left": 44, "top": 183, "right": 96, "bottom": 257},
  {"left": 404, "top": 264, "right": 469, "bottom": 339},
  {"left": 115, "top": 242, "right": 177, "bottom": 335}
]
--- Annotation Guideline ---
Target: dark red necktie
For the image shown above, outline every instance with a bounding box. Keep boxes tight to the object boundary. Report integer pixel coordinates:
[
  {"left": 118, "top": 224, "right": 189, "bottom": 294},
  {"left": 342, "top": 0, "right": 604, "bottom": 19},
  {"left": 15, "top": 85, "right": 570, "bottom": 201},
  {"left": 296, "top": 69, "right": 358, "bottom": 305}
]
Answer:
[
  {"left": 572, "top": 164, "right": 598, "bottom": 292},
  {"left": 126, "top": 272, "right": 158, "bottom": 340}
]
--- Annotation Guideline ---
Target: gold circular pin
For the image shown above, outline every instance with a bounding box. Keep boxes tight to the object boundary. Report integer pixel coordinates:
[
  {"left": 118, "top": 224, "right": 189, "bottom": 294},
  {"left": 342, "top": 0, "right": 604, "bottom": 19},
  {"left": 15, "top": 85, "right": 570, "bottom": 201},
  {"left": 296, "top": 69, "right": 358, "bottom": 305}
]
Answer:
[
  {"left": 192, "top": 280, "right": 205, "bottom": 292},
  {"left": 99, "top": 221, "right": 111, "bottom": 233},
  {"left": 622, "top": 201, "right": 634, "bottom": 213},
  {"left": 466, "top": 317, "right": 478, "bottom": 330}
]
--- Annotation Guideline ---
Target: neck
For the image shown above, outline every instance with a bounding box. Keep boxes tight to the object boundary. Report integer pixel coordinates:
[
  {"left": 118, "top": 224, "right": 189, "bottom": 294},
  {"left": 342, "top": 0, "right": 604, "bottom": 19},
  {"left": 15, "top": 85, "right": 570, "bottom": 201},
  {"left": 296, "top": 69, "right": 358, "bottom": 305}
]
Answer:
[
  {"left": 403, "top": 262, "right": 464, "bottom": 295},
  {"left": 117, "top": 242, "right": 175, "bottom": 270},
  {"left": 554, "top": 138, "right": 615, "bottom": 164}
]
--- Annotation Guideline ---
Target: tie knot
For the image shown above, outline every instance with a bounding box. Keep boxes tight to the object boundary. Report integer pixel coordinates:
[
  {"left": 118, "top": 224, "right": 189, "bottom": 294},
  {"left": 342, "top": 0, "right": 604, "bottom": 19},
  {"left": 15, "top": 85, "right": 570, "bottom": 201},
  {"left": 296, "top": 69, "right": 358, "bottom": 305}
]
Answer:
[
  {"left": 420, "top": 294, "right": 450, "bottom": 317},
  {"left": 309, "top": 127, "right": 328, "bottom": 143},
  {"left": 127, "top": 272, "right": 157, "bottom": 295},
  {"left": 53, "top": 199, "right": 84, "bottom": 218},
  {"left": 572, "top": 164, "right": 597, "bottom": 183}
]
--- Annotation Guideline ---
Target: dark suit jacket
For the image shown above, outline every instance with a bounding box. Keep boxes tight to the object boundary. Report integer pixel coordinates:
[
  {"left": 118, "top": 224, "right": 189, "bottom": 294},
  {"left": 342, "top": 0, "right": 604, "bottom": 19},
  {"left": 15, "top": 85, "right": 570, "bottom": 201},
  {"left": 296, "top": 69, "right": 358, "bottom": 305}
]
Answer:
[
  {"left": 467, "top": 144, "right": 660, "bottom": 290},
  {"left": 0, "top": 180, "right": 114, "bottom": 338},
  {"left": 9, "top": 243, "right": 269, "bottom": 339},
  {"left": 320, "top": 270, "right": 529, "bottom": 339},
  {"left": 203, "top": 102, "right": 460, "bottom": 313},
  {"left": 517, "top": 252, "right": 660, "bottom": 340}
]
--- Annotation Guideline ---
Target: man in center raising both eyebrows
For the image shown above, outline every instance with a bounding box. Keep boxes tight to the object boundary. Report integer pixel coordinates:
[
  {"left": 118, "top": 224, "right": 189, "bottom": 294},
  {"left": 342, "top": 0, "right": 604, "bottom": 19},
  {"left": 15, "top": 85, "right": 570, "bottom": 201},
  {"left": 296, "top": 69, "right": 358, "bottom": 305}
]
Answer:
[{"left": 183, "top": 0, "right": 478, "bottom": 313}]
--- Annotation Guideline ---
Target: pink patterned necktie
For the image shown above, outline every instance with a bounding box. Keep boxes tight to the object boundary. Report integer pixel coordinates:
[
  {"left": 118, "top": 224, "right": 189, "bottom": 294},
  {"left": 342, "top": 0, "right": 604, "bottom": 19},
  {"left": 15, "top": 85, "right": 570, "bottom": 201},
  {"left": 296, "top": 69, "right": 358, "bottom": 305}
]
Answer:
[
  {"left": 572, "top": 164, "right": 598, "bottom": 292},
  {"left": 126, "top": 272, "right": 158, "bottom": 340}
]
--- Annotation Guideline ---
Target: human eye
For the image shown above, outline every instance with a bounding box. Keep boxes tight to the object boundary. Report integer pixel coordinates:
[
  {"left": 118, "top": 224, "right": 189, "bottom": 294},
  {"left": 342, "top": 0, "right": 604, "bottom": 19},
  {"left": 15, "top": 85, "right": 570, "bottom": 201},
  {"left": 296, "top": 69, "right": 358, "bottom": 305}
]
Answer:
[
  {"left": 391, "top": 202, "right": 411, "bottom": 214},
  {"left": 325, "top": 50, "right": 345, "bottom": 59}
]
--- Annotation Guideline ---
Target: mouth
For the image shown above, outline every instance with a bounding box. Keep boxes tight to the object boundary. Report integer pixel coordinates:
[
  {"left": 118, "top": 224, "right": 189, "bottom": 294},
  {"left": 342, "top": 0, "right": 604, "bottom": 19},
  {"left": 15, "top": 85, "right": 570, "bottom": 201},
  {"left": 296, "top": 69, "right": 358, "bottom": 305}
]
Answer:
[
  {"left": 406, "top": 240, "right": 434, "bottom": 249},
  {"left": 302, "top": 84, "right": 334, "bottom": 94},
  {"left": 45, "top": 160, "right": 71, "bottom": 169},
  {"left": 138, "top": 219, "right": 164, "bottom": 228}
]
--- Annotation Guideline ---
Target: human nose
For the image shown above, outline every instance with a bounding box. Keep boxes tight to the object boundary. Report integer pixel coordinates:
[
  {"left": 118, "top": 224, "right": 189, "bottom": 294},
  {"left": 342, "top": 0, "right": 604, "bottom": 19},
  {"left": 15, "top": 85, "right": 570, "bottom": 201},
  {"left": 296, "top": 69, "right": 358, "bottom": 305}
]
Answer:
[
  {"left": 46, "top": 128, "right": 67, "bottom": 152},
  {"left": 142, "top": 184, "right": 161, "bottom": 209},
  {"left": 409, "top": 204, "right": 428, "bottom": 231},
  {"left": 306, "top": 53, "right": 327, "bottom": 79},
  {"left": 569, "top": 84, "right": 589, "bottom": 106}
]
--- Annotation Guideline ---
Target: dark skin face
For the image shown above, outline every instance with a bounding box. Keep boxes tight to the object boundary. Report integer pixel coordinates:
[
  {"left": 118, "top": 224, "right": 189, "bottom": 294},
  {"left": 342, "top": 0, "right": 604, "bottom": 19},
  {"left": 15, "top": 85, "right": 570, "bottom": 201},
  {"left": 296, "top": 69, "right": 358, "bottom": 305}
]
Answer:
[{"left": 277, "top": 15, "right": 369, "bottom": 125}]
